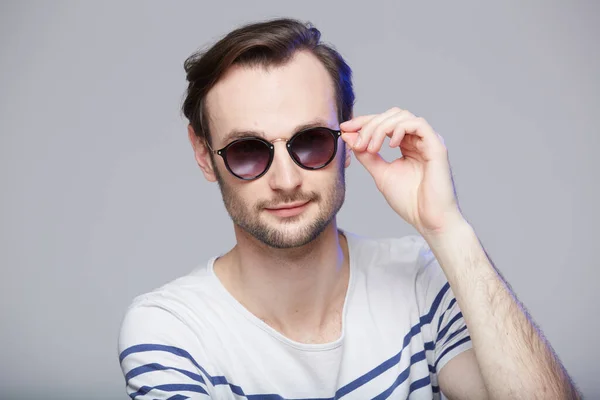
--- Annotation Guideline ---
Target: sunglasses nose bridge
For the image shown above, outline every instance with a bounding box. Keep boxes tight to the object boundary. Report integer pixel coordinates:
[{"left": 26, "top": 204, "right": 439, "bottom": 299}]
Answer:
[
  {"left": 267, "top": 146, "right": 303, "bottom": 191},
  {"left": 269, "top": 137, "right": 294, "bottom": 162},
  {"left": 269, "top": 137, "right": 290, "bottom": 145},
  {"left": 270, "top": 137, "right": 296, "bottom": 167}
]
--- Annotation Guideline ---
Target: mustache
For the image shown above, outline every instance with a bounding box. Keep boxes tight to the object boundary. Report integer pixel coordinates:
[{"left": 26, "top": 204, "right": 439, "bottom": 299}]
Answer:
[{"left": 256, "top": 191, "right": 321, "bottom": 210}]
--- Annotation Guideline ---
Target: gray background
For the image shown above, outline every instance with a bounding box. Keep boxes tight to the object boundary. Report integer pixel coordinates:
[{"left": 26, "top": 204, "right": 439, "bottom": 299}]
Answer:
[{"left": 1, "top": 1, "right": 598, "bottom": 399}]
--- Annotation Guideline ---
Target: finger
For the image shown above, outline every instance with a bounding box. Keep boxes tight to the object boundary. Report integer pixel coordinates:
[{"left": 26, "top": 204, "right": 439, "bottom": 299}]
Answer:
[
  {"left": 341, "top": 131, "right": 359, "bottom": 146},
  {"left": 368, "top": 111, "right": 415, "bottom": 153},
  {"left": 397, "top": 132, "right": 420, "bottom": 152},
  {"left": 390, "top": 117, "right": 446, "bottom": 161},
  {"left": 436, "top": 132, "right": 446, "bottom": 146},
  {"left": 353, "top": 107, "right": 404, "bottom": 152},
  {"left": 389, "top": 122, "right": 410, "bottom": 148},
  {"left": 352, "top": 145, "right": 389, "bottom": 184},
  {"left": 340, "top": 114, "right": 377, "bottom": 132}
]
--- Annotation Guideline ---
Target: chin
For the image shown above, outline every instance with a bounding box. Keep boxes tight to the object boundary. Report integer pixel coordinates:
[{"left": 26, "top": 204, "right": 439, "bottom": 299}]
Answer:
[{"left": 249, "top": 214, "right": 332, "bottom": 249}]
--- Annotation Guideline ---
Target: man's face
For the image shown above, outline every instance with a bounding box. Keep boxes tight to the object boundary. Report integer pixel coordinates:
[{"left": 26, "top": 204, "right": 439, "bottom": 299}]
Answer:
[{"left": 203, "top": 51, "right": 350, "bottom": 249}]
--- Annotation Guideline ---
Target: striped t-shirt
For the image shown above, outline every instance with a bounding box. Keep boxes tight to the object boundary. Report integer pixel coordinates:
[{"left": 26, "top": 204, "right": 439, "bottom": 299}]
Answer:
[{"left": 118, "top": 232, "right": 472, "bottom": 399}]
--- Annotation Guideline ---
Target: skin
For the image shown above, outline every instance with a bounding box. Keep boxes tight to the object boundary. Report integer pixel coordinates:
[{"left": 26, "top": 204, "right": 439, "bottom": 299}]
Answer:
[
  {"left": 189, "top": 50, "right": 580, "bottom": 399},
  {"left": 189, "top": 51, "right": 351, "bottom": 344}
]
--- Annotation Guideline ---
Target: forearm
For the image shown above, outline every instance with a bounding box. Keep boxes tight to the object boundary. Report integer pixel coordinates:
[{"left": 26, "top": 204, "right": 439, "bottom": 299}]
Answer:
[{"left": 423, "top": 221, "right": 579, "bottom": 399}]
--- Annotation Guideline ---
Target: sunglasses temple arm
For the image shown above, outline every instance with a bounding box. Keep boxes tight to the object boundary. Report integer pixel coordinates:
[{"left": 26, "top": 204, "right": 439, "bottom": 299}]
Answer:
[{"left": 203, "top": 138, "right": 220, "bottom": 155}]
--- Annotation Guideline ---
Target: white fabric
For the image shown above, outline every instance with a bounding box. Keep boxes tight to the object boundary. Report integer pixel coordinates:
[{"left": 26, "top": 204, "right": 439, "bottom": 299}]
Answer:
[{"left": 118, "top": 232, "right": 472, "bottom": 399}]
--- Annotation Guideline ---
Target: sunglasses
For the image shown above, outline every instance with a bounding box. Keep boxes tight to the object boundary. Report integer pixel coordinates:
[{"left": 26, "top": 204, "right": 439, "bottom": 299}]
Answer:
[{"left": 206, "top": 127, "right": 342, "bottom": 180}]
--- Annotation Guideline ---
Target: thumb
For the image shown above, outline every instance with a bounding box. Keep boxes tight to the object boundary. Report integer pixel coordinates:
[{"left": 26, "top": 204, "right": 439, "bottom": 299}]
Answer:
[
  {"left": 351, "top": 147, "right": 389, "bottom": 185},
  {"left": 341, "top": 132, "right": 389, "bottom": 181},
  {"left": 341, "top": 131, "right": 359, "bottom": 147}
]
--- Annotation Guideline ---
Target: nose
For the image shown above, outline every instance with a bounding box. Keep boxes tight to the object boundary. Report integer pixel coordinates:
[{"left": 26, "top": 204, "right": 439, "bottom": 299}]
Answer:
[{"left": 267, "top": 142, "right": 302, "bottom": 192}]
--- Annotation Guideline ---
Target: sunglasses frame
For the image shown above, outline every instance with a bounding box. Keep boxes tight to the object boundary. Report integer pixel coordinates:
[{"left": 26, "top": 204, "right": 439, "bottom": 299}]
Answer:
[{"left": 206, "top": 127, "right": 342, "bottom": 180}]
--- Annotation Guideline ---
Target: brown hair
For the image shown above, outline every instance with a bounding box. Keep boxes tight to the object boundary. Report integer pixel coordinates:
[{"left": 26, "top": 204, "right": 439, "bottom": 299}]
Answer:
[{"left": 181, "top": 18, "right": 355, "bottom": 145}]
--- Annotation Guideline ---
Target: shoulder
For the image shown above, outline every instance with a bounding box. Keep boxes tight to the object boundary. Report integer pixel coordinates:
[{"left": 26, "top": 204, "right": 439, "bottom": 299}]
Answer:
[
  {"left": 346, "top": 231, "right": 448, "bottom": 299},
  {"left": 346, "top": 231, "right": 435, "bottom": 274},
  {"left": 117, "top": 261, "right": 226, "bottom": 393},
  {"left": 118, "top": 292, "right": 218, "bottom": 397},
  {"left": 118, "top": 258, "right": 223, "bottom": 356}
]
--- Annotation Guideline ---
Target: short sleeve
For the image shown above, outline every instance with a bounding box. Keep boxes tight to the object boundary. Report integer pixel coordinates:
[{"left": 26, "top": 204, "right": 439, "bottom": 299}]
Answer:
[
  {"left": 118, "top": 297, "right": 213, "bottom": 399},
  {"left": 416, "top": 238, "right": 473, "bottom": 374}
]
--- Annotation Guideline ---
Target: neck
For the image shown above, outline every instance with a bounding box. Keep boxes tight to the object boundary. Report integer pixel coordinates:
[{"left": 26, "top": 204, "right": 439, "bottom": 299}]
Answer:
[{"left": 214, "top": 221, "right": 350, "bottom": 342}]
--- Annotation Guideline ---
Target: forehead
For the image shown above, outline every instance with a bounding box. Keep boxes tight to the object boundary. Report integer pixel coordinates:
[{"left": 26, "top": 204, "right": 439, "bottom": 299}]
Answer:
[{"left": 206, "top": 51, "right": 338, "bottom": 143}]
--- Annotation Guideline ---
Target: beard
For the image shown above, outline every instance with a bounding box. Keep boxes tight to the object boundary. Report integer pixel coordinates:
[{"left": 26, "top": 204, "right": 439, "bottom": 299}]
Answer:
[{"left": 214, "top": 156, "right": 346, "bottom": 249}]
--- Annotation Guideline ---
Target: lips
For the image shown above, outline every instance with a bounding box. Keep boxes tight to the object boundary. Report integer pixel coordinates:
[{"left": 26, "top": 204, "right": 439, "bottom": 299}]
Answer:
[
  {"left": 267, "top": 201, "right": 309, "bottom": 210},
  {"left": 264, "top": 201, "right": 310, "bottom": 217}
]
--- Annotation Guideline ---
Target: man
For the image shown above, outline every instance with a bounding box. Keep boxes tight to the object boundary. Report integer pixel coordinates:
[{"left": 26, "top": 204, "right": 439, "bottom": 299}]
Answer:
[{"left": 118, "top": 18, "right": 579, "bottom": 399}]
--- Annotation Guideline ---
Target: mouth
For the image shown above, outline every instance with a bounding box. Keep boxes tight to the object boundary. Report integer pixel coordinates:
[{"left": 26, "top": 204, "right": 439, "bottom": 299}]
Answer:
[{"left": 264, "top": 201, "right": 311, "bottom": 217}]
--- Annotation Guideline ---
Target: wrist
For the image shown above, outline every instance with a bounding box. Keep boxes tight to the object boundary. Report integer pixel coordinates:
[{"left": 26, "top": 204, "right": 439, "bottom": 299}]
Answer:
[
  {"left": 420, "top": 213, "right": 472, "bottom": 243},
  {"left": 421, "top": 218, "right": 485, "bottom": 278}
]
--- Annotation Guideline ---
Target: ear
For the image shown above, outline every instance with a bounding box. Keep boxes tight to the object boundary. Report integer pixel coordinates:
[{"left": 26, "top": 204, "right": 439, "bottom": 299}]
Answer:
[
  {"left": 344, "top": 141, "right": 352, "bottom": 168},
  {"left": 188, "top": 124, "right": 217, "bottom": 182},
  {"left": 341, "top": 113, "right": 353, "bottom": 168}
]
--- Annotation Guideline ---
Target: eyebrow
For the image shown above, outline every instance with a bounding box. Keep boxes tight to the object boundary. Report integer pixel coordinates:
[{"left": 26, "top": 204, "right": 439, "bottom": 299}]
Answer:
[{"left": 221, "top": 119, "right": 333, "bottom": 146}]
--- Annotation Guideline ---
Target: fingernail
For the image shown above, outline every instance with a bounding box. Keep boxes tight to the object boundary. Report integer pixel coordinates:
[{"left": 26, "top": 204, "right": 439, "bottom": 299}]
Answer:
[{"left": 354, "top": 136, "right": 361, "bottom": 148}]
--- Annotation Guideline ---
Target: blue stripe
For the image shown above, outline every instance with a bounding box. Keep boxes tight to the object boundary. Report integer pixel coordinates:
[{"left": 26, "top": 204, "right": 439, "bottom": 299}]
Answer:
[
  {"left": 434, "top": 336, "right": 472, "bottom": 371},
  {"left": 120, "top": 283, "right": 453, "bottom": 400},
  {"left": 246, "top": 395, "right": 332, "bottom": 400},
  {"left": 409, "top": 375, "right": 432, "bottom": 395},
  {"left": 443, "top": 324, "right": 468, "bottom": 346},
  {"left": 424, "top": 340, "right": 435, "bottom": 351},
  {"left": 334, "top": 283, "right": 451, "bottom": 398},
  {"left": 436, "top": 298, "right": 456, "bottom": 333},
  {"left": 120, "top": 344, "right": 190, "bottom": 364},
  {"left": 126, "top": 363, "right": 206, "bottom": 385},
  {"left": 166, "top": 395, "right": 190, "bottom": 400},
  {"left": 130, "top": 384, "right": 208, "bottom": 399},
  {"left": 371, "top": 351, "right": 427, "bottom": 399},
  {"left": 120, "top": 344, "right": 247, "bottom": 396},
  {"left": 424, "top": 341, "right": 436, "bottom": 374},
  {"left": 436, "top": 312, "right": 463, "bottom": 344}
]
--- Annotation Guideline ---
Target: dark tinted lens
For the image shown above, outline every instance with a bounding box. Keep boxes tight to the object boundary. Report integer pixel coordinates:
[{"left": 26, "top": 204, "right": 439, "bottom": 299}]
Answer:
[
  {"left": 289, "top": 128, "right": 336, "bottom": 168},
  {"left": 225, "top": 139, "right": 271, "bottom": 179}
]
